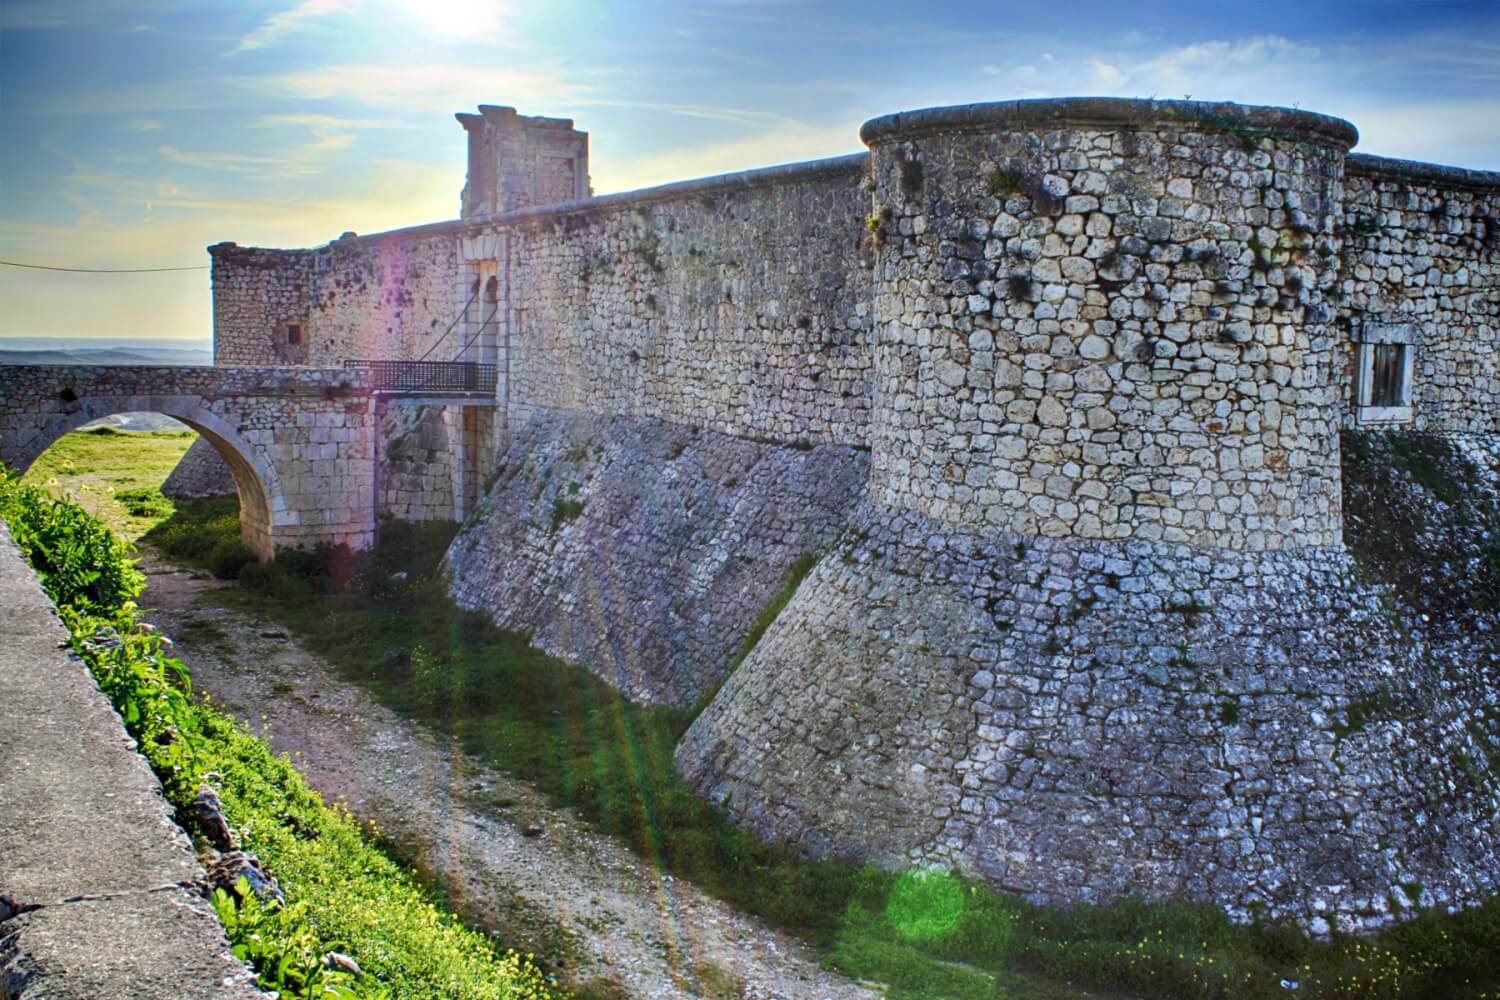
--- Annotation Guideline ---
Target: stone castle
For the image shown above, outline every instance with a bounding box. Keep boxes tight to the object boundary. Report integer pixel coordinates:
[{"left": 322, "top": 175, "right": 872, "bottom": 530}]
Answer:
[{"left": 142, "top": 98, "right": 1500, "bottom": 931}]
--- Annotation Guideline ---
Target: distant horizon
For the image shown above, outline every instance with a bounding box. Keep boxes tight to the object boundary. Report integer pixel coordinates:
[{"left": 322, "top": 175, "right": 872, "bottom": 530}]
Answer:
[{"left": 0, "top": 335, "right": 213, "bottom": 348}]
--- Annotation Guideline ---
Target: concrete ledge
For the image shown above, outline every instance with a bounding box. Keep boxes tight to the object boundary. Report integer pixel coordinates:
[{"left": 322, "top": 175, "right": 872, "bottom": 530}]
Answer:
[{"left": 0, "top": 520, "right": 263, "bottom": 999}]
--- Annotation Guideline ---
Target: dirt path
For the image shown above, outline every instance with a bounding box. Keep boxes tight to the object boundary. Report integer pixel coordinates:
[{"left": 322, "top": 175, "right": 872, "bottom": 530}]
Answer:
[{"left": 136, "top": 552, "right": 880, "bottom": 1000}]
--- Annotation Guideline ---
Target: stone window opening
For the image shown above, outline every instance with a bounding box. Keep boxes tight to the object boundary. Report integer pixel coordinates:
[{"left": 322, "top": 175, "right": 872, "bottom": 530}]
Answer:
[
  {"left": 1355, "top": 321, "right": 1415, "bottom": 426},
  {"left": 286, "top": 323, "right": 302, "bottom": 346}
]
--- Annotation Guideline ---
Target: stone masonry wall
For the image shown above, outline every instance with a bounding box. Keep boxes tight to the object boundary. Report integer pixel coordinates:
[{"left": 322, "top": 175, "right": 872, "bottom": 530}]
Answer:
[
  {"left": 378, "top": 404, "right": 457, "bottom": 522},
  {"left": 676, "top": 502, "right": 1500, "bottom": 932},
  {"left": 162, "top": 436, "right": 236, "bottom": 498},
  {"left": 491, "top": 156, "right": 875, "bottom": 448},
  {"left": 0, "top": 365, "right": 378, "bottom": 558},
  {"left": 196, "top": 97, "right": 1500, "bottom": 929},
  {"left": 861, "top": 100, "right": 1356, "bottom": 552},
  {"left": 445, "top": 411, "right": 867, "bottom": 706},
  {"left": 209, "top": 244, "right": 309, "bottom": 366},
  {"left": 210, "top": 226, "right": 465, "bottom": 369},
  {"left": 1340, "top": 155, "right": 1500, "bottom": 437}
]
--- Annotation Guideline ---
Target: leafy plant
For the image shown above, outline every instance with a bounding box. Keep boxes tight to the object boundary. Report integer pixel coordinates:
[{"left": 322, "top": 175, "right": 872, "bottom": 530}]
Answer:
[{"left": 0, "top": 467, "right": 562, "bottom": 1000}]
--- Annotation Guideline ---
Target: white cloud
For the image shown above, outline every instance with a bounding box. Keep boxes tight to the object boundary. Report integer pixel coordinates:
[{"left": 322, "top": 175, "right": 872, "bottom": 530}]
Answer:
[
  {"left": 250, "top": 113, "right": 407, "bottom": 130},
  {"left": 1088, "top": 58, "right": 1125, "bottom": 89},
  {"left": 592, "top": 118, "right": 861, "bottom": 195},
  {"left": 389, "top": 0, "right": 513, "bottom": 38},
  {"left": 1344, "top": 98, "right": 1500, "bottom": 170},
  {"left": 243, "top": 62, "right": 587, "bottom": 113},
  {"left": 232, "top": 0, "right": 358, "bottom": 54}
]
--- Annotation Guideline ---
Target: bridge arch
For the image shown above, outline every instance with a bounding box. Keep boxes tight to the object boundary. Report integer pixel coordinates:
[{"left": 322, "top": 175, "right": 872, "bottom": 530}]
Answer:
[{"left": 17, "top": 397, "right": 281, "bottom": 561}]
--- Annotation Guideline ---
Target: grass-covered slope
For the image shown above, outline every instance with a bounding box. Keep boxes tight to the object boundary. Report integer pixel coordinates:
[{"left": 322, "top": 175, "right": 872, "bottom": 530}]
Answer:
[
  {"left": 0, "top": 469, "right": 562, "bottom": 1000},
  {"left": 22, "top": 425, "right": 193, "bottom": 540}
]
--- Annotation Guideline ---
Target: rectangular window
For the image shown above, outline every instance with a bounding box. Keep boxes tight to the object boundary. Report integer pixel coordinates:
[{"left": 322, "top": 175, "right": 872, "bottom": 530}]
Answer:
[
  {"left": 1369, "top": 343, "right": 1405, "bottom": 408},
  {"left": 1355, "top": 322, "right": 1415, "bottom": 426}
]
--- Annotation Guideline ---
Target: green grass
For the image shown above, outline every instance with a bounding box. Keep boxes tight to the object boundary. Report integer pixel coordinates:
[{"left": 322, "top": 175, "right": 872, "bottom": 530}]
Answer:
[
  {"left": 21, "top": 426, "right": 194, "bottom": 540},
  {"left": 190, "top": 702, "right": 562, "bottom": 999},
  {"left": 0, "top": 469, "right": 562, "bottom": 1000},
  {"left": 142, "top": 502, "right": 1500, "bottom": 1000},
  {"left": 141, "top": 494, "right": 256, "bottom": 579}
]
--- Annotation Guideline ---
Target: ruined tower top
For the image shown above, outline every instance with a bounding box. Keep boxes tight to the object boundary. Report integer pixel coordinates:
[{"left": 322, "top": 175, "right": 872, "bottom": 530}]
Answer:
[{"left": 455, "top": 105, "right": 591, "bottom": 219}]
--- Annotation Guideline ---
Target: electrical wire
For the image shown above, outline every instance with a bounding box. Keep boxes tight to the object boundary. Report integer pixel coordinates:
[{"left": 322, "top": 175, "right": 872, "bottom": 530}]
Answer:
[{"left": 0, "top": 260, "right": 208, "bottom": 273}]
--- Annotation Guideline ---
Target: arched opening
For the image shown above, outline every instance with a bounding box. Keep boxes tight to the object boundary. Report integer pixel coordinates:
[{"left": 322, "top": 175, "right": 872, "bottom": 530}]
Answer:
[{"left": 16, "top": 399, "right": 278, "bottom": 562}]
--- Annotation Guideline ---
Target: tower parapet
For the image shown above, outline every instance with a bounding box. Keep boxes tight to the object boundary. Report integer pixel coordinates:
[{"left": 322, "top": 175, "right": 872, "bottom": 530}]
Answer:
[
  {"left": 455, "top": 105, "right": 591, "bottom": 219},
  {"left": 861, "top": 98, "right": 1358, "bottom": 551}
]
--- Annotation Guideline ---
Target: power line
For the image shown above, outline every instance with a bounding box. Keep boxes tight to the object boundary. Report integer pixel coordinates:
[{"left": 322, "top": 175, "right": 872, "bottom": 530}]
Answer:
[{"left": 0, "top": 259, "right": 208, "bottom": 273}]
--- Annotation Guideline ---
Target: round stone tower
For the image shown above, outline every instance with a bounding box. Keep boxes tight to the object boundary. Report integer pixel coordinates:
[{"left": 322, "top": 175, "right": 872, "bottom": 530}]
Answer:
[{"left": 860, "top": 98, "right": 1358, "bottom": 551}]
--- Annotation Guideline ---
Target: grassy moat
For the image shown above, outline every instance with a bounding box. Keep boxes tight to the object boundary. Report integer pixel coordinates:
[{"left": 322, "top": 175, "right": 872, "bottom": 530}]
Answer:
[{"left": 18, "top": 427, "right": 1500, "bottom": 1000}]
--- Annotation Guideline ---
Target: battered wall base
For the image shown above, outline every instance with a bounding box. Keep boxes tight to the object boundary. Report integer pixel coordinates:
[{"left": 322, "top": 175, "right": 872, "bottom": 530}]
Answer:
[
  {"left": 160, "top": 436, "right": 235, "bottom": 498},
  {"left": 444, "top": 411, "right": 868, "bottom": 706},
  {"left": 676, "top": 503, "right": 1500, "bottom": 932}
]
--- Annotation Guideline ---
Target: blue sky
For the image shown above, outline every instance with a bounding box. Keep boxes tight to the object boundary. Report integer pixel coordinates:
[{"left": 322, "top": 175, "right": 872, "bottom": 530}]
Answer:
[{"left": 2, "top": 0, "right": 1498, "bottom": 343}]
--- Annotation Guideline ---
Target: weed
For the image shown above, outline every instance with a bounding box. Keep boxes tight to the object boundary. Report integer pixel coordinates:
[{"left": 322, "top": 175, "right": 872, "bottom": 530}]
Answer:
[
  {"left": 688, "top": 552, "right": 819, "bottom": 721},
  {"left": 988, "top": 167, "right": 1024, "bottom": 197},
  {"left": 116, "top": 486, "right": 175, "bottom": 518},
  {"left": 142, "top": 496, "right": 256, "bottom": 580},
  {"left": 1167, "top": 598, "right": 1207, "bottom": 628},
  {"left": 895, "top": 149, "right": 924, "bottom": 198},
  {"left": 549, "top": 497, "right": 585, "bottom": 532}
]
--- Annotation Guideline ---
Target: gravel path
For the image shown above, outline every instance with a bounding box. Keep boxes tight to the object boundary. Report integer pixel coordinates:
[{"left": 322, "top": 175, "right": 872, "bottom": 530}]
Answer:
[{"left": 137, "top": 553, "right": 881, "bottom": 1000}]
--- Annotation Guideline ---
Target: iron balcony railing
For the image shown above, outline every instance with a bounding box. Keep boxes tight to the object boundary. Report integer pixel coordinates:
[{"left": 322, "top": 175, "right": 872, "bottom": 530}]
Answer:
[{"left": 344, "top": 360, "right": 497, "bottom": 395}]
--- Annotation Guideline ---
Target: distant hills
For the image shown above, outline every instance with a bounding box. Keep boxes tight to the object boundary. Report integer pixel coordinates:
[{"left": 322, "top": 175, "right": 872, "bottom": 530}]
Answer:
[
  {"left": 0, "top": 337, "right": 213, "bottom": 368},
  {"left": 1, "top": 338, "right": 211, "bottom": 432}
]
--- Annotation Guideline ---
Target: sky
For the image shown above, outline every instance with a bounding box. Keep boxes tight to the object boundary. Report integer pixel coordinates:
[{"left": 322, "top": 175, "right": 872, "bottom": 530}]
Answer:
[{"left": 2, "top": 0, "right": 1498, "bottom": 343}]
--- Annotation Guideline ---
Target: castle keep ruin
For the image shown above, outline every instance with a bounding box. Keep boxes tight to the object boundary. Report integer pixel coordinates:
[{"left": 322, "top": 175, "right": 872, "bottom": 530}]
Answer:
[{"left": 205, "top": 97, "right": 1499, "bottom": 931}]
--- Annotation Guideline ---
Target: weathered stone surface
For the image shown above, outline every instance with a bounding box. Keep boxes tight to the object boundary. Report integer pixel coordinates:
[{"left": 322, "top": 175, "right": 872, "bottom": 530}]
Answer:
[
  {"left": 862, "top": 99, "right": 1354, "bottom": 552},
  {"left": 0, "top": 364, "right": 379, "bottom": 558},
  {"left": 677, "top": 500, "right": 1500, "bottom": 932},
  {"left": 1341, "top": 155, "right": 1500, "bottom": 436},
  {"left": 180, "top": 96, "right": 1500, "bottom": 930},
  {"left": 445, "top": 411, "right": 867, "bottom": 705},
  {"left": 204, "top": 851, "right": 283, "bottom": 907},
  {"left": 162, "top": 437, "right": 235, "bottom": 498},
  {"left": 378, "top": 401, "right": 495, "bottom": 523}
]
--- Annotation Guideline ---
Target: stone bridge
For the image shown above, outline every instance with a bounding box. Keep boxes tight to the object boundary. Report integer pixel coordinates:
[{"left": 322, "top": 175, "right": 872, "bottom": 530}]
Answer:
[{"left": 0, "top": 365, "right": 378, "bottom": 559}]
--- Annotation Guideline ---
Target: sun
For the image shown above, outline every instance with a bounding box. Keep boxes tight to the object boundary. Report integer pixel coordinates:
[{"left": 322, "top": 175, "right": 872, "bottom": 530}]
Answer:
[{"left": 395, "top": 0, "right": 511, "bottom": 37}]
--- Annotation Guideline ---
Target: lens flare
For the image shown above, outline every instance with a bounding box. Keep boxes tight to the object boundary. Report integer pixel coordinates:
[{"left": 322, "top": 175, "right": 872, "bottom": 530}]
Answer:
[{"left": 886, "top": 867, "right": 965, "bottom": 941}]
